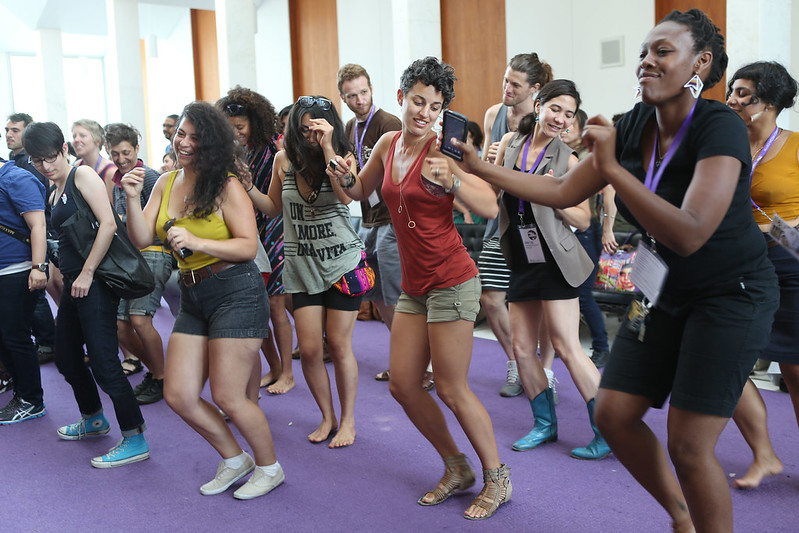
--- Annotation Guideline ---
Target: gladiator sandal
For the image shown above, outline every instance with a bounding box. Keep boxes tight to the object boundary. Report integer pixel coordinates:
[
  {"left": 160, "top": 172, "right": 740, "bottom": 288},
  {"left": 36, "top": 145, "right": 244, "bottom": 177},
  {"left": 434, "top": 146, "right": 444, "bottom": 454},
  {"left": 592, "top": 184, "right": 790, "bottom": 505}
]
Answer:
[
  {"left": 417, "top": 453, "right": 476, "bottom": 506},
  {"left": 464, "top": 463, "right": 512, "bottom": 521}
]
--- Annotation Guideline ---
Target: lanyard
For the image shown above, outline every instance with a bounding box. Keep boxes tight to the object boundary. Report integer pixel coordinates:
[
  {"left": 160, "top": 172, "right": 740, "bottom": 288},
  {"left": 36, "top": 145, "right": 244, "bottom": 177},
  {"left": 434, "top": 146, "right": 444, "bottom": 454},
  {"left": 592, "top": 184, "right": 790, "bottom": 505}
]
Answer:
[
  {"left": 749, "top": 126, "right": 781, "bottom": 218},
  {"left": 518, "top": 135, "right": 549, "bottom": 216},
  {"left": 645, "top": 99, "right": 698, "bottom": 193},
  {"left": 354, "top": 105, "right": 376, "bottom": 169}
]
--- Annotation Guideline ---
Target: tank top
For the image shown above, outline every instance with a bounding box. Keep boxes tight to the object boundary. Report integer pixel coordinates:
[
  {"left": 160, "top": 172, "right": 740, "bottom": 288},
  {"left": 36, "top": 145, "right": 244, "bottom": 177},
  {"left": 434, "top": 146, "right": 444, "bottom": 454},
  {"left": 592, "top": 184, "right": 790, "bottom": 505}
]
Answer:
[
  {"left": 156, "top": 170, "right": 232, "bottom": 271},
  {"left": 382, "top": 132, "right": 478, "bottom": 296},
  {"left": 751, "top": 131, "right": 799, "bottom": 224}
]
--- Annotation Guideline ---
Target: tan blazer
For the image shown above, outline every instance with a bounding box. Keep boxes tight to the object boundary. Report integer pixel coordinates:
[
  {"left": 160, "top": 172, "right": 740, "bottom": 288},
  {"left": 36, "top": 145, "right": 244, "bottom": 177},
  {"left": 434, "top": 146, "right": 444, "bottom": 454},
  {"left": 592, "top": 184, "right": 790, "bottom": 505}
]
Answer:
[{"left": 498, "top": 133, "right": 593, "bottom": 288}]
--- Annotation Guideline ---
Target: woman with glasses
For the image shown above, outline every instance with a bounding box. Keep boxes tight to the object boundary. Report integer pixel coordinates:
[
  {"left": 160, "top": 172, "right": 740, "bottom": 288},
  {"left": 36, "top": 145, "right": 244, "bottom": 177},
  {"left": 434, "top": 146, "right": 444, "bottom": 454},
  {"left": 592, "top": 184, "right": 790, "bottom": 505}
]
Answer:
[
  {"left": 72, "top": 119, "right": 117, "bottom": 203},
  {"left": 330, "top": 58, "right": 509, "bottom": 520},
  {"left": 725, "top": 61, "right": 799, "bottom": 489},
  {"left": 22, "top": 122, "right": 149, "bottom": 468},
  {"left": 123, "top": 101, "right": 283, "bottom": 499},
  {"left": 216, "top": 87, "right": 295, "bottom": 395},
  {"left": 245, "top": 95, "right": 363, "bottom": 448}
]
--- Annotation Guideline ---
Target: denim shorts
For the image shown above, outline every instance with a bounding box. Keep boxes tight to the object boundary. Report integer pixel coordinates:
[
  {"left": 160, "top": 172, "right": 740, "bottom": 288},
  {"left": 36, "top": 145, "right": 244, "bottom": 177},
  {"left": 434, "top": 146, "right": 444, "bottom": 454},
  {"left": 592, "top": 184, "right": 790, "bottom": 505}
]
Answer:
[
  {"left": 173, "top": 261, "right": 270, "bottom": 340},
  {"left": 117, "top": 250, "right": 176, "bottom": 319},
  {"left": 395, "top": 276, "right": 481, "bottom": 323}
]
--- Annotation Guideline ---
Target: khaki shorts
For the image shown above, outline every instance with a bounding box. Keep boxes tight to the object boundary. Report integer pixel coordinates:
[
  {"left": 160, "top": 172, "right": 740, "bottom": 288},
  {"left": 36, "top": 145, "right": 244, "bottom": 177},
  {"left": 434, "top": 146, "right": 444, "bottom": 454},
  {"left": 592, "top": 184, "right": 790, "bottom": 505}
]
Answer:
[{"left": 395, "top": 276, "right": 481, "bottom": 323}]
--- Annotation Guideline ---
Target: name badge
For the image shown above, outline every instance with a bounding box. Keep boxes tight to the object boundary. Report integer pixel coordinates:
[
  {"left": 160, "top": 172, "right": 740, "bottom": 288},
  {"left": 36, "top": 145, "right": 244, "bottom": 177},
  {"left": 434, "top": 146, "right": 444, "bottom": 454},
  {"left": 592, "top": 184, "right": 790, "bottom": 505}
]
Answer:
[
  {"left": 769, "top": 214, "right": 799, "bottom": 260},
  {"left": 518, "top": 224, "right": 546, "bottom": 263},
  {"left": 630, "top": 241, "right": 668, "bottom": 306},
  {"left": 368, "top": 190, "right": 380, "bottom": 208}
]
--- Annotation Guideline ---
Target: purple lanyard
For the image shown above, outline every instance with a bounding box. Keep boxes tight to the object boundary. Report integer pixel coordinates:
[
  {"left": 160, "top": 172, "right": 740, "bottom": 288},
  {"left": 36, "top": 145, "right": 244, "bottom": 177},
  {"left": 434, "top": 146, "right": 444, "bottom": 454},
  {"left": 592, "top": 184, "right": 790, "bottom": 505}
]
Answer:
[
  {"left": 354, "top": 105, "right": 376, "bottom": 169},
  {"left": 518, "top": 135, "right": 549, "bottom": 215},
  {"left": 749, "top": 126, "right": 781, "bottom": 211},
  {"left": 645, "top": 99, "right": 698, "bottom": 192}
]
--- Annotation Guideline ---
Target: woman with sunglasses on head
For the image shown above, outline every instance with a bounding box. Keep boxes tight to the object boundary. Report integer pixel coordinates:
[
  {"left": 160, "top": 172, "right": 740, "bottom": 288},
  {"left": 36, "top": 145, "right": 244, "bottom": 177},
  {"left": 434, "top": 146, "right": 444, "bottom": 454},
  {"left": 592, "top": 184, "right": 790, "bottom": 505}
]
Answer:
[
  {"left": 72, "top": 119, "right": 117, "bottom": 203},
  {"left": 245, "top": 95, "right": 363, "bottom": 448},
  {"left": 330, "top": 57, "right": 508, "bottom": 521},
  {"left": 449, "top": 9, "right": 779, "bottom": 531},
  {"left": 123, "top": 101, "right": 283, "bottom": 499},
  {"left": 23, "top": 122, "right": 149, "bottom": 468},
  {"left": 725, "top": 61, "right": 799, "bottom": 490},
  {"left": 493, "top": 80, "right": 610, "bottom": 461},
  {"left": 217, "top": 86, "right": 295, "bottom": 396}
]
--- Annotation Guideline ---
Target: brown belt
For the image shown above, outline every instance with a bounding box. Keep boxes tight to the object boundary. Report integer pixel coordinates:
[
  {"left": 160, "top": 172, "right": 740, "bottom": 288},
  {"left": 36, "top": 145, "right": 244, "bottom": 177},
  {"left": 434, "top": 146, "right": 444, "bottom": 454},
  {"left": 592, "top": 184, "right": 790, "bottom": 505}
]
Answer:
[
  {"left": 179, "top": 261, "right": 236, "bottom": 287},
  {"left": 766, "top": 239, "right": 780, "bottom": 248}
]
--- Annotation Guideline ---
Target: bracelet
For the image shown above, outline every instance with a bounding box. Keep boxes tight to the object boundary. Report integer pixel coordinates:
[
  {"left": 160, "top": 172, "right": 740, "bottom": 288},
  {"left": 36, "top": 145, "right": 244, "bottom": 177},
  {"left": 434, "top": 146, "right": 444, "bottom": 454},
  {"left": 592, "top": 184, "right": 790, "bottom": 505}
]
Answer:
[
  {"left": 444, "top": 175, "right": 461, "bottom": 194},
  {"left": 342, "top": 173, "right": 356, "bottom": 189},
  {"left": 246, "top": 184, "right": 255, "bottom": 193},
  {"left": 603, "top": 214, "right": 615, "bottom": 218}
]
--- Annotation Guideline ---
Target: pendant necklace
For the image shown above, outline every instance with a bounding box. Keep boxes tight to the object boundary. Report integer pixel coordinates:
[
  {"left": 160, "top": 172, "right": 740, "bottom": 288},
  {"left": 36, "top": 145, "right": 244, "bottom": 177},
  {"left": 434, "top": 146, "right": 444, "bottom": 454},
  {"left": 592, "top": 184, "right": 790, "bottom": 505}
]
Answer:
[{"left": 397, "top": 134, "right": 424, "bottom": 229}]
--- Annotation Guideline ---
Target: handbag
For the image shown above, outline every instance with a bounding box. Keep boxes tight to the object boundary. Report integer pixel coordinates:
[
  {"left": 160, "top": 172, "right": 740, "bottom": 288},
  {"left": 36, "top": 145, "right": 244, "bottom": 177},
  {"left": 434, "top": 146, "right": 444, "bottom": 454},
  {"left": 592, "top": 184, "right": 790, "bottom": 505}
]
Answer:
[
  {"left": 333, "top": 250, "right": 375, "bottom": 297},
  {"left": 60, "top": 171, "right": 155, "bottom": 299}
]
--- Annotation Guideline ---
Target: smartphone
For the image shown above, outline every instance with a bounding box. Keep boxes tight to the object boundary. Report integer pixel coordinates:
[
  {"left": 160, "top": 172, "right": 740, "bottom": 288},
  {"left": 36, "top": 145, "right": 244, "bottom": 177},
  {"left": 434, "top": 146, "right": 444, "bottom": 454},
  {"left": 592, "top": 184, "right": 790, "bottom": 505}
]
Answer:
[
  {"left": 328, "top": 158, "right": 339, "bottom": 171},
  {"left": 440, "top": 110, "right": 468, "bottom": 161}
]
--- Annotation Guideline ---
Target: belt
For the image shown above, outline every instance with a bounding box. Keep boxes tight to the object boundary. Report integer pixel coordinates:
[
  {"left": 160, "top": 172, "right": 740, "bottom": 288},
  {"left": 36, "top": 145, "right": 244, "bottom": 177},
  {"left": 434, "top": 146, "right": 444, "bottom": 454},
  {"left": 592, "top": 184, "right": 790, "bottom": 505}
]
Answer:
[
  {"left": 179, "top": 261, "right": 236, "bottom": 287},
  {"left": 140, "top": 245, "right": 168, "bottom": 254}
]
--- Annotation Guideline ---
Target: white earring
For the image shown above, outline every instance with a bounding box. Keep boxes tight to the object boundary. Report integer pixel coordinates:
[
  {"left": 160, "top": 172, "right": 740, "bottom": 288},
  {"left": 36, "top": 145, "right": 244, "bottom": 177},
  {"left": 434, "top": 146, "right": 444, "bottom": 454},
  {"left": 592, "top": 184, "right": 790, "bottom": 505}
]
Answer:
[
  {"left": 633, "top": 86, "right": 641, "bottom": 100},
  {"left": 684, "top": 74, "right": 703, "bottom": 99}
]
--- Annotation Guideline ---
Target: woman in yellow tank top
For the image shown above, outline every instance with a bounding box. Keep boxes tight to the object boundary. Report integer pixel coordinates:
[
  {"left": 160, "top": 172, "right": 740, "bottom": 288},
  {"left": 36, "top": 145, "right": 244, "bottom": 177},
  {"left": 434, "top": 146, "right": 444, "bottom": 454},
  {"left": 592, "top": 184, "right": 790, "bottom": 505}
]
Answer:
[
  {"left": 123, "top": 101, "right": 284, "bottom": 500},
  {"left": 726, "top": 61, "right": 799, "bottom": 490}
]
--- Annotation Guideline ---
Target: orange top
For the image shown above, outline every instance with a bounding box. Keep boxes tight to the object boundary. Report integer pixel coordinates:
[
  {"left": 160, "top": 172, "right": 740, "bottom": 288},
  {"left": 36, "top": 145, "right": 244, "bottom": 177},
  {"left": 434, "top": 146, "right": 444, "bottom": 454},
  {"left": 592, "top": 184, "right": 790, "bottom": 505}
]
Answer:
[{"left": 751, "top": 131, "right": 799, "bottom": 225}]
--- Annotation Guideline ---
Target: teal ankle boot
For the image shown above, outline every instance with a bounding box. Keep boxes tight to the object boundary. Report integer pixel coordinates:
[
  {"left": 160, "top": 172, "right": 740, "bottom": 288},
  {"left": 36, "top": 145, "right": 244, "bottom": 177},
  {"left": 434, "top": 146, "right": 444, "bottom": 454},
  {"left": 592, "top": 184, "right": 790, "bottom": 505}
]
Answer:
[
  {"left": 570, "top": 398, "right": 611, "bottom": 460},
  {"left": 512, "top": 388, "right": 557, "bottom": 451}
]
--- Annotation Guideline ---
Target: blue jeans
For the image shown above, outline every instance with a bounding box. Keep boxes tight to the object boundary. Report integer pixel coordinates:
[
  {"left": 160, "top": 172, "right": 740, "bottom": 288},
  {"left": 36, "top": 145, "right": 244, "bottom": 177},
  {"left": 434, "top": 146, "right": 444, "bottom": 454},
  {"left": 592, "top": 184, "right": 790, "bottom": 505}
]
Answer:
[
  {"left": 0, "top": 271, "right": 44, "bottom": 405},
  {"left": 56, "top": 276, "right": 145, "bottom": 435},
  {"left": 575, "top": 220, "right": 609, "bottom": 352}
]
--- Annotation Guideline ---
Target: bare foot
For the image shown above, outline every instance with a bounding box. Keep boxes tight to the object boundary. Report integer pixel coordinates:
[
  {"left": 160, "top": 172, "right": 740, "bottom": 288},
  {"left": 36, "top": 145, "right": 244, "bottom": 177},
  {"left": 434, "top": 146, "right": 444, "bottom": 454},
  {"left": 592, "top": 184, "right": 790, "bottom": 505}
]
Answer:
[
  {"left": 308, "top": 420, "right": 337, "bottom": 444},
  {"left": 732, "top": 456, "right": 784, "bottom": 489},
  {"left": 266, "top": 376, "right": 295, "bottom": 395},
  {"left": 260, "top": 372, "right": 278, "bottom": 388},
  {"left": 329, "top": 424, "right": 356, "bottom": 448}
]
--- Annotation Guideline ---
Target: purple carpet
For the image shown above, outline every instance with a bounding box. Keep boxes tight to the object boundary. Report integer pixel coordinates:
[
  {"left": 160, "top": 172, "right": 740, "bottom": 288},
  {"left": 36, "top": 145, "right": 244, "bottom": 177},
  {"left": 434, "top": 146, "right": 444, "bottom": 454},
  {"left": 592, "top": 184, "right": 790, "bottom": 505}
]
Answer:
[{"left": 2, "top": 309, "right": 797, "bottom": 532}]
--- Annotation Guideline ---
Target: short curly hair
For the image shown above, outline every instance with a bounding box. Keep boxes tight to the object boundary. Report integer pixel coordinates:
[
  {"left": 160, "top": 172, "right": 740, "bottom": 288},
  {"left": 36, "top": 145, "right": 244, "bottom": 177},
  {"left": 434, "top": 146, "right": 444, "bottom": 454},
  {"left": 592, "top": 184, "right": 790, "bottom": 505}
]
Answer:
[
  {"left": 661, "top": 9, "right": 727, "bottom": 91},
  {"left": 337, "top": 63, "right": 371, "bottom": 94},
  {"left": 727, "top": 61, "right": 798, "bottom": 114},
  {"left": 216, "top": 85, "right": 278, "bottom": 151},
  {"left": 399, "top": 57, "right": 457, "bottom": 109}
]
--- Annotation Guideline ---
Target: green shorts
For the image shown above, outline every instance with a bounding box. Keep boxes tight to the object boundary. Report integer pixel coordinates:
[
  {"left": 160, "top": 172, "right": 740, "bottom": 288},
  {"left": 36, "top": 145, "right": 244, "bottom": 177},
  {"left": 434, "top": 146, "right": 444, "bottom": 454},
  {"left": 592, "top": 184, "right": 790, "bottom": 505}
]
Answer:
[{"left": 395, "top": 276, "right": 481, "bottom": 323}]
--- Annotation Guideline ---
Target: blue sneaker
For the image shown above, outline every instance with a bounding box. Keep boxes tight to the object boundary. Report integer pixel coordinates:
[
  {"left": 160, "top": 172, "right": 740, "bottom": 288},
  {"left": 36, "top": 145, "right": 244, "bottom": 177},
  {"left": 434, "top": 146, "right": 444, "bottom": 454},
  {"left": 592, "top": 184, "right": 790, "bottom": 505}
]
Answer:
[
  {"left": 91, "top": 434, "right": 150, "bottom": 469},
  {"left": 57, "top": 414, "right": 111, "bottom": 440}
]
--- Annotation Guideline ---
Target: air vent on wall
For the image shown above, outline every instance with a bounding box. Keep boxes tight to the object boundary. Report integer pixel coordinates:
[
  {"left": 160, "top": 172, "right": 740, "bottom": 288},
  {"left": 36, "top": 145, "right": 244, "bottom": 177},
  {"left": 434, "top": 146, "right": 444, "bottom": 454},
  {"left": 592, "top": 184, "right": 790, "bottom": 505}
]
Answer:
[{"left": 601, "top": 37, "right": 624, "bottom": 68}]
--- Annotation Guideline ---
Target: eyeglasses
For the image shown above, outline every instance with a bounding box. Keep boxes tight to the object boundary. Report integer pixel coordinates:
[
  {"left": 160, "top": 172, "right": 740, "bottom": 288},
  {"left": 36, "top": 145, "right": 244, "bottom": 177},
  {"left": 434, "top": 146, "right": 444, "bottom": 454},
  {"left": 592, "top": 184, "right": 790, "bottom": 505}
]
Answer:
[
  {"left": 296, "top": 96, "right": 332, "bottom": 111},
  {"left": 225, "top": 103, "right": 246, "bottom": 115},
  {"left": 29, "top": 154, "right": 60, "bottom": 166}
]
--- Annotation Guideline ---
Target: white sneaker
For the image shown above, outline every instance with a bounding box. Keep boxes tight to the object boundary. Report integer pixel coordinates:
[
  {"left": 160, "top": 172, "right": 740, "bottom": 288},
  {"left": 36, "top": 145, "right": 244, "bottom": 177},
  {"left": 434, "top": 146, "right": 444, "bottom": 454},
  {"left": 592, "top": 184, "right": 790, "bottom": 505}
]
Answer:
[
  {"left": 233, "top": 465, "right": 285, "bottom": 500},
  {"left": 200, "top": 453, "right": 255, "bottom": 495}
]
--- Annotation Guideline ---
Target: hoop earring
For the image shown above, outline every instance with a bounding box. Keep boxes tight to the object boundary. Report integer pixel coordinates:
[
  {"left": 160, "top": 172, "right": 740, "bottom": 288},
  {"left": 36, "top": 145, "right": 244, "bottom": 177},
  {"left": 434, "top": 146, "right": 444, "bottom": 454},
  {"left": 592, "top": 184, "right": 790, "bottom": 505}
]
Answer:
[
  {"left": 633, "top": 86, "right": 641, "bottom": 100},
  {"left": 684, "top": 73, "right": 703, "bottom": 99}
]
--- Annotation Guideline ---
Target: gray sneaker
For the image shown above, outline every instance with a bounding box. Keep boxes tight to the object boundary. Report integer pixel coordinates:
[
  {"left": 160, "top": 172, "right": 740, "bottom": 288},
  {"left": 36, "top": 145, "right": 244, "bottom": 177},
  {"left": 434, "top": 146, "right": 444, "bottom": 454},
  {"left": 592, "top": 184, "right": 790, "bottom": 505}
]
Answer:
[
  {"left": 0, "top": 396, "right": 46, "bottom": 424},
  {"left": 500, "top": 361, "right": 523, "bottom": 397},
  {"left": 233, "top": 465, "right": 285, "bottom": 500},
  {"left": 544, "top": 368, "right": 559, "bottom": 405},
  {"left": 200, "top": 453, "right": 255, "bottom": 495}
]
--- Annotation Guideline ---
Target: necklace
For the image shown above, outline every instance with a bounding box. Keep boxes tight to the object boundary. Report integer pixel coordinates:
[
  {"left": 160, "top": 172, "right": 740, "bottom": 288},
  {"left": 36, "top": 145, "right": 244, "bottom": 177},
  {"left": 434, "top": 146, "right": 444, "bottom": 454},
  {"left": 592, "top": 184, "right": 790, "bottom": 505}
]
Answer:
[
  {"left": 396, "top": 134, "right": 426, "bottom": 229},
  {"left": 751, "top": 128, "right": 781, "bottom": 159},
  {"left": 654, "top": 139, "right": 663, "bottom": 168}
]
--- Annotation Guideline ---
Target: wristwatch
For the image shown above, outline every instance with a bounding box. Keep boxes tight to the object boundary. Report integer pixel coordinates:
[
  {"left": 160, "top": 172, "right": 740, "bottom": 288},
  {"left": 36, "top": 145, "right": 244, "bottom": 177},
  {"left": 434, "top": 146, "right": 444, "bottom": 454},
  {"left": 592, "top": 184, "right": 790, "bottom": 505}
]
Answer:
[{"left": 35, "top": 263, "right": 48, "bottom": 272}]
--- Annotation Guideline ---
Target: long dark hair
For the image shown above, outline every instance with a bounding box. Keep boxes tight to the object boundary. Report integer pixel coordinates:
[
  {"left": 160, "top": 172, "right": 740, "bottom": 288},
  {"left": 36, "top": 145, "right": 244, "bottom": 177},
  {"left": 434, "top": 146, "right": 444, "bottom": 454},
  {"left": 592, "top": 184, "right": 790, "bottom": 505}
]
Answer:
[
  {"left": 179, "top": 101, "right": 238, "bottom": 219},
  {"left": 283, "top": 97, "right": 349, "bottom": 189},
  {"left": 518, "top": 79, "right": 581, "bottom": 137}
]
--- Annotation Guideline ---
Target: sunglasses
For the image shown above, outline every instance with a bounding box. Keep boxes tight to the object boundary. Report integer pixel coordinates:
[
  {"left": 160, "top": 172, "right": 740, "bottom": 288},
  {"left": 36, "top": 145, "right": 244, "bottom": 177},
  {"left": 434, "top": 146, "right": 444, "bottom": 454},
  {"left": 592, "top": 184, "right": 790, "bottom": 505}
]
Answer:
[
  {"left": 225, "top": 103, "right": 246, "bottom": 115},
  {"left": 296, "top": 96, "right": 332, "bottom": 111}
]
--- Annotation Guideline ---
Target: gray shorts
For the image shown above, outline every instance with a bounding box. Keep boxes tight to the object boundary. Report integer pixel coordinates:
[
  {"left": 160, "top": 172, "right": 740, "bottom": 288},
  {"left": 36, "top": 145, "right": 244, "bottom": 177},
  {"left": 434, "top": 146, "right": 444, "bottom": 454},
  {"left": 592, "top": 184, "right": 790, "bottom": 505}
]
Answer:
[
  {"left": 360, "top": 224, "right": 402, "bottom": 306},
  {"left": 173, "top": 261, "right": 270, "bottom": 340},
  {"left": 117, "top": 249, "right": 176, "bottom": 319},
  {"left": 396, "top": 276, "right": 481, "bottom": 323}
]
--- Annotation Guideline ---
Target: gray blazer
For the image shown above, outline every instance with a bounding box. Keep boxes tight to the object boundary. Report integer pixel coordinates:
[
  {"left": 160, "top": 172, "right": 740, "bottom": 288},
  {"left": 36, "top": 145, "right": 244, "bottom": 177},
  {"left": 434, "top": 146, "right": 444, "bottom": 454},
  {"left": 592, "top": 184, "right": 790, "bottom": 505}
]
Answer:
[{"left": 498, "top": 133, "right": 593, "bottom": 288}]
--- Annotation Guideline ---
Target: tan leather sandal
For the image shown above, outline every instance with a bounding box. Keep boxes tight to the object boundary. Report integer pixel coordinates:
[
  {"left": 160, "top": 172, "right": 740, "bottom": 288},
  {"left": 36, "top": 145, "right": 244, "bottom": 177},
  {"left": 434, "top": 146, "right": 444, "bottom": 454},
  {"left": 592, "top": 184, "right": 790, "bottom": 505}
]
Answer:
[
  {"left": 464, "top": 463, "right": 512, "bottom": 520},
  {"left": 417, "top": 453, "right": 476, "bottom": 506}
]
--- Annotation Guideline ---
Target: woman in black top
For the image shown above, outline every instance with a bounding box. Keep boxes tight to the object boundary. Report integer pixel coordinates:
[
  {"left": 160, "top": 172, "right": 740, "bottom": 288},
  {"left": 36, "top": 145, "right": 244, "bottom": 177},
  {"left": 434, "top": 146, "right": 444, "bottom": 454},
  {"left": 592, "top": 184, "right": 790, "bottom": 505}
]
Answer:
[{"left": 451, "top": 9, "right": 779, "bottom": 532}]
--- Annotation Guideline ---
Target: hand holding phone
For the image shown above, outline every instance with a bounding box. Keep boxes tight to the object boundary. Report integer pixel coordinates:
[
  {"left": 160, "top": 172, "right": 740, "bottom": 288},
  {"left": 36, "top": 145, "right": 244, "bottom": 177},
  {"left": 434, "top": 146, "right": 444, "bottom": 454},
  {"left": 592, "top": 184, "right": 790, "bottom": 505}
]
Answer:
[{"left": 440, "top": 110, "right": 469, "bottom": 161}]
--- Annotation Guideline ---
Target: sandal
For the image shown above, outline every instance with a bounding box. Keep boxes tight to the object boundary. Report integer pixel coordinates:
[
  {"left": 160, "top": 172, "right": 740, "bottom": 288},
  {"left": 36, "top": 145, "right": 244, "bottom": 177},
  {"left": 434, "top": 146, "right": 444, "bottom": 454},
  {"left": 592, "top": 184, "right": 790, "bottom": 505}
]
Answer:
[
  {"left": 672, "top": 517, "right": 695, "bottom": 533},
  {"left": 417, "top": 453, "right": 476, "bottom": 506},
  {"left": 121, "top": 358, "right": 143, "bottom": 376},
  {"left": 464, "top": 464, "right": 512, "bottom": 520},
  {"left": 421, "top": 371, "right": 435, "bottom": 392},
  {"left": 375, "top": 370, "right": 390, "bottom": 381}
]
